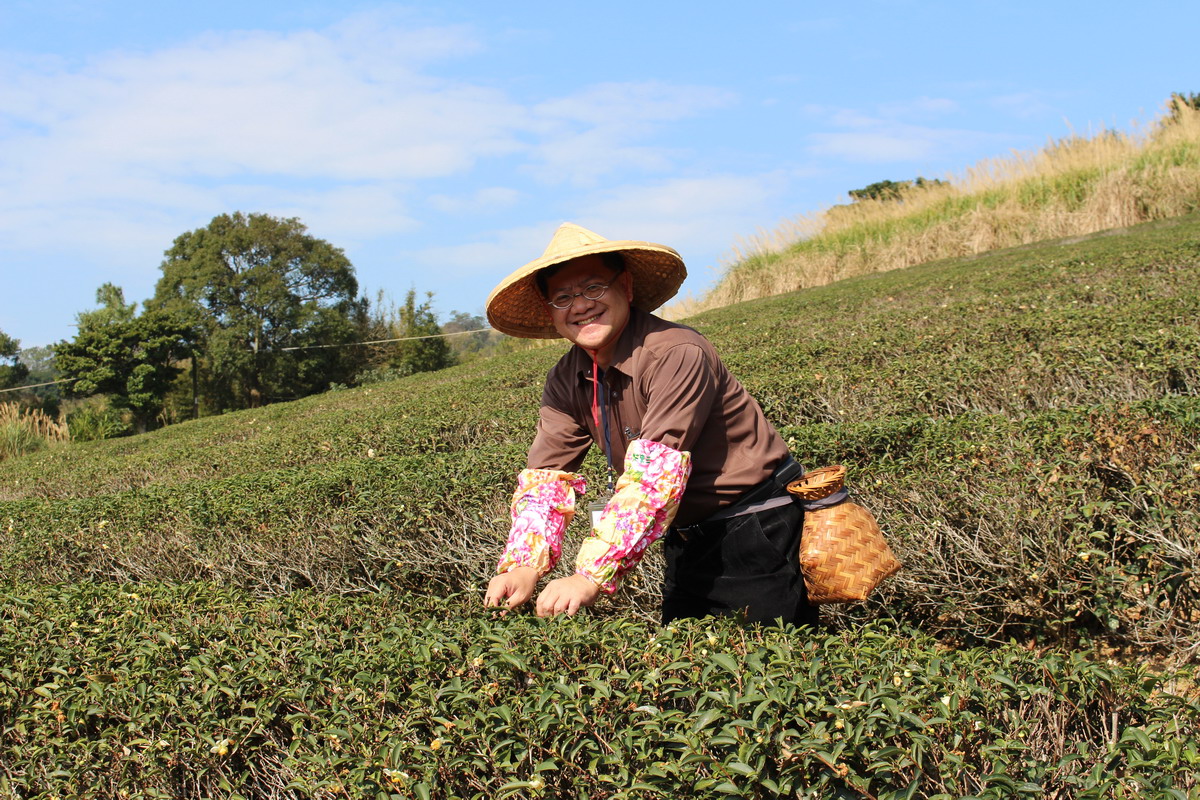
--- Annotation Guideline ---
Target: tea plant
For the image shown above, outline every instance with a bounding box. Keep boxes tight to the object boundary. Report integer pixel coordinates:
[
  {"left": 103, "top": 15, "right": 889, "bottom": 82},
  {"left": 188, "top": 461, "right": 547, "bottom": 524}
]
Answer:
[
  {"left": 0, "top": 583, "right": 1196, "bottom": 799},
  {"left": 1, "top": 216, "right": 1198, "bottom": 655}
]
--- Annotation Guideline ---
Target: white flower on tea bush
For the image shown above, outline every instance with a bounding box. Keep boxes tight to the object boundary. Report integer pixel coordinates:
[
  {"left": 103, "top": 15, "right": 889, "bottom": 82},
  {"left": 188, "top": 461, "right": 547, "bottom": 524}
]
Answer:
[{"left": 384, "top": 769, "right": 410, "bottom": 785}]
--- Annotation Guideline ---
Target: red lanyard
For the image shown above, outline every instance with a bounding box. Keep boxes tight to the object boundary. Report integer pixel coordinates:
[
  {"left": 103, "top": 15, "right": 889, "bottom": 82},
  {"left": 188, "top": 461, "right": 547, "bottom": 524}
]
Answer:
[{"left": 590, "top": 351, "right": 616, "bottom": 493}]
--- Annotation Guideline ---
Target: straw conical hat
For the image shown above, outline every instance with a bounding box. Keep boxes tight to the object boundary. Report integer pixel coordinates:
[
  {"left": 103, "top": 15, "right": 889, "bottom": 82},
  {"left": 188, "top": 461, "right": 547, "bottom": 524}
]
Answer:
[{"left": 485, "top": 223, "right": 687, "bottom": 339}]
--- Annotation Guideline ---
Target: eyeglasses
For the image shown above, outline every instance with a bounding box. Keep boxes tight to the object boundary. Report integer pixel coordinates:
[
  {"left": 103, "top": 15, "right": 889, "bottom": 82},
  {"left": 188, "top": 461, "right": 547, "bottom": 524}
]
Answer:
[{"left": 545, "top": 283, "right": 611, "bottom": 310}]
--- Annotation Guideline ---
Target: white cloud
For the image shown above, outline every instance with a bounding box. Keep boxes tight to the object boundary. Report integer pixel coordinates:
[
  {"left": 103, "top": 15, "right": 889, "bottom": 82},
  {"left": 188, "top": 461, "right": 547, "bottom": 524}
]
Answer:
[
  {"left": 533, "top": 81, "right": 735, "bottom": 126},
  {"left": 809, "top": 130, "right": 943, "bottom": 162},
  {"left": 527, "top": 82, "right": 737, "bottom": 186},
  {"left": 0, "top": 12, "right": 747, "bottom": 340},
  {"left": 879, "top": 96, "right": 959, "bottom": 118},
  {"left": 412, "top": 173, "right": 793, "bottom": 296},
  {"left": 3, "top": 30, "right": 524, "bottom": 182},
  {"left": 577, "top": 174, "right": 793, "bottom": 278},
  {"left": 807, "top": 104, "right": 1009, "bottom": 164},
  {"left": 413, "top": 223, "right": 557, "bottom": 278},
  {"left": 428, "top": 187, "right": 522, "bottom": 215},
  {"left": 991, "top": 92, "right": 1055, "bottom": 119},
  {"left": 230, "top": 183, "right": 421, "bottom": 241},
  {"left": 0, "top": 19, "right": 740, "bottom": 253}
]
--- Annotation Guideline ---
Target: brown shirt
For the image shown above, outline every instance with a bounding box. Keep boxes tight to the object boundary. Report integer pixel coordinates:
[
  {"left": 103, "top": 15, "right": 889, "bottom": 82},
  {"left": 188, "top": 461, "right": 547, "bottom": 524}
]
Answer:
[{"left": 526, "top": 308, "right": 789, "bottom": 527}]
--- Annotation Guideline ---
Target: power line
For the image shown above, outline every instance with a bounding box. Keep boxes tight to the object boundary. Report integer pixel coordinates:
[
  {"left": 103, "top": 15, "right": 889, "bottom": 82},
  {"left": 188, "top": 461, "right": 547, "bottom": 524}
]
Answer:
[
  {"left": 279, "top": 327, "right": 496, "bottom": 352},
  {"left": 0, "top": 379, "right": 70, "bottom": 394}
]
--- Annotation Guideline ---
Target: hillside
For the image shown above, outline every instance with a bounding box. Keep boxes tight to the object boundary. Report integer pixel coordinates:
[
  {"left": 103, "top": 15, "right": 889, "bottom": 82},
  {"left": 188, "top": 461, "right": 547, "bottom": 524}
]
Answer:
[
  {"left": 696, "top": 103, "right": 1200, "bottom": 312},
  {"left": 3, "top": 212, "right": 1198, "bottom": 648},
  {"left": 3, "top": 214, "right": 1199, "bottom": 797}
]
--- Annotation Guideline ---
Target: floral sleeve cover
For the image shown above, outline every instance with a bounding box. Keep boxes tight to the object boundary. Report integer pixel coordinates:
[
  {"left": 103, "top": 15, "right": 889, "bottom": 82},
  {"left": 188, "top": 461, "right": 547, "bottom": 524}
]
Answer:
[
  {"left": 575, "top": 439, "right": 692, "bottom": 594},
  {"left": 496, "top": 469, "right": 587, "bottom": 577}
]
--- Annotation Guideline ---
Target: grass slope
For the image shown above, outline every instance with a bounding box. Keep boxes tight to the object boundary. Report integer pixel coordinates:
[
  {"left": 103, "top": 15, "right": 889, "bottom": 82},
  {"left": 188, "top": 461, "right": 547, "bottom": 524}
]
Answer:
[
  {"left": 699, "top": 106, "right": 1200, "bottom": 311},
  {"left": 3, "top": 215, "right": 1198, "bottom": 650},
  {"left": 2, "top": 216, "right": 1199, "bottom": 797}
]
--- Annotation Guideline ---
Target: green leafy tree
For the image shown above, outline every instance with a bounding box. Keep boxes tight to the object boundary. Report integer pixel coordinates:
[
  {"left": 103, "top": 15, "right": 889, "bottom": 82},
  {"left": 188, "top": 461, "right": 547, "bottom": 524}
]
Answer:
[
  {"left": 54, "top": 286, "right": 192, "bottom": 433},
  {"left": 147, "top": 212, "right": 365, "bottom": 411},
  {"left": 14, "top": 344, "right": 61, "bottom": 413},
  {"left": 0, "top": 329, "right": 29, "bottom": 391},
  {"left": 848, "top": 176, "right": 949, "bottom": 203},
  {"left": 388, "top": 289, "right": 455, "bottom": 377},
  {"left": 78, "top": 282, "right": 137, "bottom": 329},
  {"left": 1167, "top": 92, "right": 1200, "bottom": 123},
  {"left": 443, "top": 310, "right": 494, "bottom": 363}
]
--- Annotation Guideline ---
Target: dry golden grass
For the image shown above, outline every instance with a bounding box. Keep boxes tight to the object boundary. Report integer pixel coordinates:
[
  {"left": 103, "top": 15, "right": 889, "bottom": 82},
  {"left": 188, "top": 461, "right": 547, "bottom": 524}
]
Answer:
[
  {"left": 682, "top": 102, "right": 1200, "bottom": 313},
  {"left": 0, "top": 401, "right": 70, "bottom": 461}
]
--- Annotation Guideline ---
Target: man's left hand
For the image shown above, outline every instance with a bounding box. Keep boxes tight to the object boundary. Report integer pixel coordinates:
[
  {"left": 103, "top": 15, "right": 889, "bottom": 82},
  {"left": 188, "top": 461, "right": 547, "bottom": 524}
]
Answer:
[{"left": 536, "top": 574, "right": 602, "bottom": 617}]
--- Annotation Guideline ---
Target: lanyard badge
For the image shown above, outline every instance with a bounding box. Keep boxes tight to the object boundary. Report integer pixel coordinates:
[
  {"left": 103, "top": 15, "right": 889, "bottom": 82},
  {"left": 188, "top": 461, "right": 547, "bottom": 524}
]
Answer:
[{"left": 587, "top": 498, "right": 612, "bottom": 530}]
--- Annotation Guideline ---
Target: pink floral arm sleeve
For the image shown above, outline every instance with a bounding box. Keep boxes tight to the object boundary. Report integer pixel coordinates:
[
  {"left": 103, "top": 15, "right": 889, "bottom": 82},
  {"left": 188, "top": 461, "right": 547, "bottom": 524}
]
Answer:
[
  {"left": 496, "top": 468, "right": 587, "bottom": 577},
  {"left": 575, "top": 439, "right": 691, "bottom": 594}
]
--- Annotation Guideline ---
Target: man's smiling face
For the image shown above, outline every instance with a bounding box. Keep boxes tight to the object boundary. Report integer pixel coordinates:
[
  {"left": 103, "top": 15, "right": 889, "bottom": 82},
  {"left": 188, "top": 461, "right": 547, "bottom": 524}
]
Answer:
[{"left": 543, "top": 254, "right": 633, "bottom": 366}]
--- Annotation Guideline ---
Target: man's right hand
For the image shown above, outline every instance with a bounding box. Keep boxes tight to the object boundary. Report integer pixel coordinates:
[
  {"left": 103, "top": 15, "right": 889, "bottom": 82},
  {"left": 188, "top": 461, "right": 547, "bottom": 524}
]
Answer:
[{"left": 484, "top": 566, "right": 539, "bottom": 613}]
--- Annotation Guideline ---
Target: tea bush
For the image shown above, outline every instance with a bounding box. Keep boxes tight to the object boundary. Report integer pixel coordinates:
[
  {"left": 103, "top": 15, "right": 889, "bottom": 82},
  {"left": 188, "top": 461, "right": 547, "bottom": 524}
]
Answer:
[
  {"left": 2, "top": 216, "right": 1200, "bottom": 797},
  {"left": 1, "top": 583, "right": 1196, "bottom": 799},
  {"left": 4, "top": 216, "right": 1197, "bottom": 502},
  {"left": 2, "top": 396, "right": 1197, "bottom": 654},
  {"left": 1, "top": 216, "right": 1198, "bottom": 654}
]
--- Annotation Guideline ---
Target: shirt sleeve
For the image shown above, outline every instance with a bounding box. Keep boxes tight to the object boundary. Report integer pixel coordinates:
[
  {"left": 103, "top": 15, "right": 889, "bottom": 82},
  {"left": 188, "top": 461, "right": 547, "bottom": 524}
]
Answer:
[
  {"left": 496, "top": 468, "right": 588, "bottom": 577},
  {"left": 574, "top": 439, "right": 691, "bottom": 593},
  {"left": 636, "top": 343, "right": 718, "bottom": 453}
]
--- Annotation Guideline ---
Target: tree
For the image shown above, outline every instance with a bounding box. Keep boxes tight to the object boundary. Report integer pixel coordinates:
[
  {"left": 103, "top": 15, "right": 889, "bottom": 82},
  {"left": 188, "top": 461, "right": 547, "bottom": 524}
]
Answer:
[
  {"left": 54, "top": 286, "right": 192, "bottom": 433},
  {"left": 443, "top": 310, "right": 495, "bottom": 362},
  {"left": 388, "top": 289, "right": 455, "bottom": 377},
  {"left": 147, "top": 212, "right": 364, "bottom": 411},
  {"left": 78, "top": 282, "right": 137, "bottom": 329},
  {"left": 1167, "top": 92, "right": 1200, "bottom": 123},
  {"left": 0, "top": 329, "right": 29, "bottom": 391},
  {"left": 848, "top": 176, "right": 949, "bottom": 203}
]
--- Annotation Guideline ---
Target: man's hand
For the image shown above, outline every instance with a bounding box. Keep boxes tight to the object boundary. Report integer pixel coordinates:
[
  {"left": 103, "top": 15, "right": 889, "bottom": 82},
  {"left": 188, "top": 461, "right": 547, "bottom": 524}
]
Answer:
[
  {"left": 484, "top": 566, "right": 538, "bottom": 613},
  {"left": 536, "top": 574, "right": 602, "bottom": 617}
]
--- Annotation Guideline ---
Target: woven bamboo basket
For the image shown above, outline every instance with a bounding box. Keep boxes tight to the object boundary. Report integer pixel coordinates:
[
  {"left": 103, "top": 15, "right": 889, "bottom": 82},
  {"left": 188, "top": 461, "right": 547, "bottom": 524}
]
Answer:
[{"left": 786, "top": 465, "right": 900, "bottom": 604}]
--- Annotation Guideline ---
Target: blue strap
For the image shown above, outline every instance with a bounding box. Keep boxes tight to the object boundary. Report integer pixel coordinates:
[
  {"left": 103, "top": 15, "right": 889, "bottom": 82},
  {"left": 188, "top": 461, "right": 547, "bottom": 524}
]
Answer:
[{"left": 597, "top": 367, "right": 616, "bottom": 493}]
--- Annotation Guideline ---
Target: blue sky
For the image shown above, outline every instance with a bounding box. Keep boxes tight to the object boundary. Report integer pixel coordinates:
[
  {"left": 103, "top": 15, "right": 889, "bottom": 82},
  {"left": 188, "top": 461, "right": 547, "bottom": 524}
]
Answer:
[{"left": 1, "top": 0, "right": 1195, "bottom": 348}]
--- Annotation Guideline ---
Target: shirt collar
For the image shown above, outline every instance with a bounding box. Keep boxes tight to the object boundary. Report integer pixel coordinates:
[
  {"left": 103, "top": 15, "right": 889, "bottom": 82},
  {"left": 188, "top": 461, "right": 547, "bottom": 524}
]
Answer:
[{"left": 572, "top": 307, "right": 645, "bottom": 384}]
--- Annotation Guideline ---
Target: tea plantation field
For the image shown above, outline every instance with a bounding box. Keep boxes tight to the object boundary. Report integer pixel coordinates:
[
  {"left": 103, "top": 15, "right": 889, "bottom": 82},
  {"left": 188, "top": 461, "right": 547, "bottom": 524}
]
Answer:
[{"left": 2, "top": 215, "right": 1199, "bottom": 797}]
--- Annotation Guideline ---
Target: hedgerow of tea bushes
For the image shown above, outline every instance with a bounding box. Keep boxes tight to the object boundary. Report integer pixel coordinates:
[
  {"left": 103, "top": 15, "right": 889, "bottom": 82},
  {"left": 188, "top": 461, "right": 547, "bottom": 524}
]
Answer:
[
  {"left": 0, "top": 356, "right": 556, "bottom": 503},
  {"left": 1, "top": 215, "right": 1198, "bottom": 654},
  {"left": 4, "top": 217, "right": 1196, "bottom": 501},
  {"left": 786, "top": 396, "right": 1200, "bottom": 655},
  {"left": 3, "top": 396, "right": 1195, "bottom": 654},
  {"left": 1, "top": 582, "right": 1196, "bottom": 800},
  {"left": 704, "top": 222, "right": 1200, "bottom": 427}
]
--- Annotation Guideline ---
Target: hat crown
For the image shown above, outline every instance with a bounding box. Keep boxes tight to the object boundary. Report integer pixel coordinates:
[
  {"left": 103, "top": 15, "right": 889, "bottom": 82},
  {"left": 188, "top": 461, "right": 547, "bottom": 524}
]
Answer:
[{"left": 542, "top": 223, "right": 607, "bottom": 259}]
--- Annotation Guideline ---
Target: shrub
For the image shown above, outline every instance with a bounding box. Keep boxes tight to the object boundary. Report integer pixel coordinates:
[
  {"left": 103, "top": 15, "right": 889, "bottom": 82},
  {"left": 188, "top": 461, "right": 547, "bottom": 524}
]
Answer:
[
  {"left": 65, "top": 398, "right": 132, "bottom": 442},
  {"left": 0, "top": 583, "right": 1196, "bottom": 799},
  {"left": 3, "top": 217, "right": 1197, "bottom": 656}
]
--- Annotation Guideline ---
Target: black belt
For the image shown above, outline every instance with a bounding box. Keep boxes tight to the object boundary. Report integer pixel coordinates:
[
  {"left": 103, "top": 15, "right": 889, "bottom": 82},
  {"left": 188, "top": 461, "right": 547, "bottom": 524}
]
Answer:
[{"left": 671, "top": 457, "right": 805, "bottom": 543}]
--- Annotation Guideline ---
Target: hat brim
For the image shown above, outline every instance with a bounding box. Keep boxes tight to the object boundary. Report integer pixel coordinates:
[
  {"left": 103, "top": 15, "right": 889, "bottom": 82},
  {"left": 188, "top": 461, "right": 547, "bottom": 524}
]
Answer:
[{"left": 486, "top": 239, "right": 687, "bottom": 339}]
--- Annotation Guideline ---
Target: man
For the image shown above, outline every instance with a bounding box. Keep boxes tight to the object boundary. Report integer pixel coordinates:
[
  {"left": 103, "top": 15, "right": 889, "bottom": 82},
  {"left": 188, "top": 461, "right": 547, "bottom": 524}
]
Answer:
[{"left": 483, "top": 223, "right": 815, "bottom": 626}]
